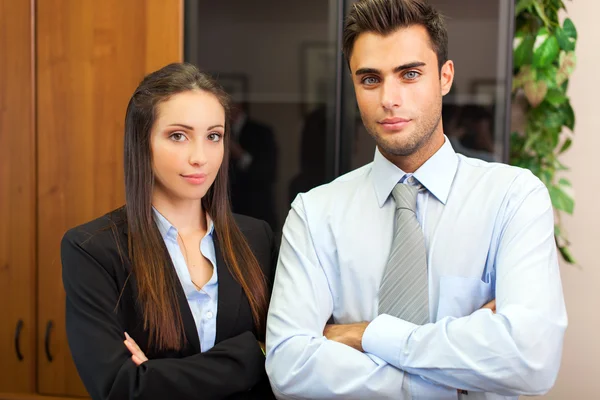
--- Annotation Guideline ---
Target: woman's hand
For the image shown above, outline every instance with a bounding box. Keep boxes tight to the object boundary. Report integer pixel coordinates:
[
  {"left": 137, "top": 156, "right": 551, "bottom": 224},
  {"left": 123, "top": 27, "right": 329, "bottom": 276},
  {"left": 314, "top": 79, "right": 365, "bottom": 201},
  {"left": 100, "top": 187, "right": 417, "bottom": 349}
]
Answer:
[{"left": 124, "top": 332, "right": 148, "bottom": 366}]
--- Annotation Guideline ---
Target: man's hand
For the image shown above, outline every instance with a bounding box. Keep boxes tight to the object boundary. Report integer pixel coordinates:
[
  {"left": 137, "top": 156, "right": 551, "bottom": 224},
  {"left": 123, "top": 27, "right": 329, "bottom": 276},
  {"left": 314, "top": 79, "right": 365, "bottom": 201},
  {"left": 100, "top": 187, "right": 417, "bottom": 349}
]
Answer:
[
  {"left": 481, "top": 299, "right": 496, "bottom": 313},
  {"left": 323, "top": 300, "right": 494, "bottom": 355},
  {"left": 323, "top": 322, "right": 369, "bottom": 352}
]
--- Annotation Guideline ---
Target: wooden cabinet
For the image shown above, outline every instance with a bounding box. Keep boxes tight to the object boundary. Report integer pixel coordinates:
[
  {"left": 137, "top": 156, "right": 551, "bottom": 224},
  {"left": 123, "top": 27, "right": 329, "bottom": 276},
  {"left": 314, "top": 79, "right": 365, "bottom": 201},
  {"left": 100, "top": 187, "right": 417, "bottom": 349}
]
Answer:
[
  {"left": 1, "top": 0, "right": 182, "bottom": 398},
  {"left": 0, "top": 0, "right": 37, "bottom": 394}
]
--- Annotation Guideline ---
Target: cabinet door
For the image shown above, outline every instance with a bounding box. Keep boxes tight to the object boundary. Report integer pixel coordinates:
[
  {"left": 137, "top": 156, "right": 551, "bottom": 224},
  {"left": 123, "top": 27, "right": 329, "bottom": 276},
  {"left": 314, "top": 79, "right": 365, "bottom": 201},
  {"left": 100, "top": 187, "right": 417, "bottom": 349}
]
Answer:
[
  {"left": 0, "top": 0, "right": 37, "bottom": 394},
  {"left": 36, "top": 0, "right": 183, "bottom": 396}
]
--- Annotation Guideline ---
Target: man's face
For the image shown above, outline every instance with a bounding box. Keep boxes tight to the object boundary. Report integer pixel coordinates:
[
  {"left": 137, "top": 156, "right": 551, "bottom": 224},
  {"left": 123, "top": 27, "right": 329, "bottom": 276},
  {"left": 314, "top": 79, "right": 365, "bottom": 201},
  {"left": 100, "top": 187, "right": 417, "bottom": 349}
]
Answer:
[{"left": 349, "top": 25, "right": 454, "bottom": 159}]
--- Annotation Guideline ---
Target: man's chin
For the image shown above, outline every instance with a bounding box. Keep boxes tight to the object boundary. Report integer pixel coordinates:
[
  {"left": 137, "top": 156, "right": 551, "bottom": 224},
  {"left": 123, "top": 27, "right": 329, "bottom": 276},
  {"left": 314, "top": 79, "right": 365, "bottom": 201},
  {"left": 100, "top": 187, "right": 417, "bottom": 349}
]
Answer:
[{"left": 376, "top": 137, "right": 419, "bottom": 157}]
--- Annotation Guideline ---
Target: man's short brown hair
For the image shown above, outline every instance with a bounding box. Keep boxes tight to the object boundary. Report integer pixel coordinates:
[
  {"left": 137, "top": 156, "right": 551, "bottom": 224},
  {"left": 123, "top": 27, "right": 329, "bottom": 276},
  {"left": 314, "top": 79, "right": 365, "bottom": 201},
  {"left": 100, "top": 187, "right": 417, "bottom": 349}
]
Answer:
[{"left": 342, "top": 0, "right": 448, "bottom": 70}]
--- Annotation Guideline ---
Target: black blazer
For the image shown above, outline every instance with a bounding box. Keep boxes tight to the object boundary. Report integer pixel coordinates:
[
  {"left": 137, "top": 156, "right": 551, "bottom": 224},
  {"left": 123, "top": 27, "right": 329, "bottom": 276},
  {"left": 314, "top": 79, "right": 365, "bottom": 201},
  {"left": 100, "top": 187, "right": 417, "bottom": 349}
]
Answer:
[{"left": 61, "top": 207, "right": 277, "bottom": 400}]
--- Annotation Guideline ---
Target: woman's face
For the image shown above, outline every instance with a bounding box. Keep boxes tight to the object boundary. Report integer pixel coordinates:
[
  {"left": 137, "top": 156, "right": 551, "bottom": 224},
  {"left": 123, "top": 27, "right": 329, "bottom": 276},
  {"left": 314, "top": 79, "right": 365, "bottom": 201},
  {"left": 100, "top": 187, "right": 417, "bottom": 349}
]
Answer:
[{"left": 150, "top": 90, "right": 225, "bottom": 203}]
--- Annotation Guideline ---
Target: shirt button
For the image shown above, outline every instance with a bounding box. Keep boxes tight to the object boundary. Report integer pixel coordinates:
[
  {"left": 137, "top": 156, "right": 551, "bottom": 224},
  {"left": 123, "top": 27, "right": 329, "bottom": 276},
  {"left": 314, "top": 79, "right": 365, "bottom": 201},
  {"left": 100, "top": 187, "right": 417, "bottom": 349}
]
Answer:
[
  {"left": 206, "top": 311, "right": 214, "bottom": 319},
  {"left": 407, "top": 176, "right": 414, "bottom": 184}
]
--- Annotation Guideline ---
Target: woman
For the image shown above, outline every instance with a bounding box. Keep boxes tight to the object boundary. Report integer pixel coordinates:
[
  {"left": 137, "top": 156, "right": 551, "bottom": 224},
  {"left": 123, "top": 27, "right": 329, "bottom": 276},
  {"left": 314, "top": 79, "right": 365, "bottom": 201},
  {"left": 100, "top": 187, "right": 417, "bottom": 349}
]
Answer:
[{"left": 61, "top": 63, "right": 277, "bottom": 400}]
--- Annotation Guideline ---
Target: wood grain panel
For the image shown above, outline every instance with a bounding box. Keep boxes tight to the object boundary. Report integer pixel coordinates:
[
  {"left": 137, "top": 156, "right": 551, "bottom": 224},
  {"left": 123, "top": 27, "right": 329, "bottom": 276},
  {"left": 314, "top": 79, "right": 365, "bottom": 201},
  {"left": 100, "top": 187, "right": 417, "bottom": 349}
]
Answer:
[
  {"left": 0, "top": 0, "right": 37, "bottom": 393},
  {"left": 36, "top": 0, "right": 182, "bottom": 396}
]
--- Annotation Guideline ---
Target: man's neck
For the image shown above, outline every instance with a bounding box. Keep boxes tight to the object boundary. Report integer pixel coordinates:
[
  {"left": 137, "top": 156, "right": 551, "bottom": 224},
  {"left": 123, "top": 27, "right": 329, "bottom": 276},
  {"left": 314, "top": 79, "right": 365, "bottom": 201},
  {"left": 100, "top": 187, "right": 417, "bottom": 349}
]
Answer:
[{"left": 381, "top": 131, "right": 445, "bottom": 173}]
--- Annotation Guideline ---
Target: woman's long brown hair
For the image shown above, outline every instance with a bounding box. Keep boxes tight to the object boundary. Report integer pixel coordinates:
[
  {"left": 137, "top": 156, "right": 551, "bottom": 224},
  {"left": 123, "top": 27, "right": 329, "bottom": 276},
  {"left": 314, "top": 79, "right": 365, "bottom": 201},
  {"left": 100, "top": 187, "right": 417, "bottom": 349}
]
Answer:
[{"left": 123, "top": 63, "right": 268, "bottom": 351}]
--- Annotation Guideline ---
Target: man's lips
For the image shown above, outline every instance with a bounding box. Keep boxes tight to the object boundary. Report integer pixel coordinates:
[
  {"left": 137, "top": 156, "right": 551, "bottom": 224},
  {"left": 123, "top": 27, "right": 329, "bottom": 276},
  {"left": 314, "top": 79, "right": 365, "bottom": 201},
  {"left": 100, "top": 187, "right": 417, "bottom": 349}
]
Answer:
[{"left": 378, "top": 117, "right": 411, "bottom": 131}]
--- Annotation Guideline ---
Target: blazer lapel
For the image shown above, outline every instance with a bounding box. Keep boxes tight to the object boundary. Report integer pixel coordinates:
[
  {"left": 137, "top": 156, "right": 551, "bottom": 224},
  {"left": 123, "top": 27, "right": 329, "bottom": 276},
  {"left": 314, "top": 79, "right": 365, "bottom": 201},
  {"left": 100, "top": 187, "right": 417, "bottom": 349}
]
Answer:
[
  {"left": 214, "top": 233, "right": 243, "bottom": 343},
  {"left": 173, "top": 274, "right": 202, "bottom": 354},
  {"left": 118, "top": 207, "right": 201, "bottom": 354}
]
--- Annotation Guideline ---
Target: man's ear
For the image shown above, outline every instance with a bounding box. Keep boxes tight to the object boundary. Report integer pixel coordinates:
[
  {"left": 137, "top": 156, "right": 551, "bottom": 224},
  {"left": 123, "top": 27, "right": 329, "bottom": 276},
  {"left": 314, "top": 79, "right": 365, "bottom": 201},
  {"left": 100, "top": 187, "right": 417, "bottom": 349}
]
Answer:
[{"left": 440, "top": 60, "right": 454, "bottom": 96}]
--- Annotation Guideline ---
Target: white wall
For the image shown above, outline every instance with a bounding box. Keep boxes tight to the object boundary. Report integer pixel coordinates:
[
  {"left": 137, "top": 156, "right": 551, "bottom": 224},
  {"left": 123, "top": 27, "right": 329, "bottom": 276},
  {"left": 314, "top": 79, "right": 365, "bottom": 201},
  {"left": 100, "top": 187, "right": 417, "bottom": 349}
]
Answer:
[{"left": 532, "top": 1, "right": 600, "bottom": 398}]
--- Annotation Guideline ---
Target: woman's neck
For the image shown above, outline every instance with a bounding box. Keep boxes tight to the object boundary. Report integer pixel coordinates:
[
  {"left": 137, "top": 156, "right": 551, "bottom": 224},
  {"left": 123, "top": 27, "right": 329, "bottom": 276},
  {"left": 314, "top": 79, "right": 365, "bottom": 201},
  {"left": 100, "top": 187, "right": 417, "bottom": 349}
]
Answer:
[{"left": 152, "top": 191, "right": 206, "bottom": 235}]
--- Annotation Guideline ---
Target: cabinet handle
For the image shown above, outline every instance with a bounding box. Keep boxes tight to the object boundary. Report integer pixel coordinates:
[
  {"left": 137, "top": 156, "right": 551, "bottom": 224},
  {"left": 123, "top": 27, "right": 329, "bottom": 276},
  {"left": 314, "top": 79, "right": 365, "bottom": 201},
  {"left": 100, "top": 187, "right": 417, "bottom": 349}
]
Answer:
[
  {"left": 14, "top": 319, "right": 24, "bottom": 361},
  {"left": 44, "top": 321, "right": 54, "bottom": 362}
]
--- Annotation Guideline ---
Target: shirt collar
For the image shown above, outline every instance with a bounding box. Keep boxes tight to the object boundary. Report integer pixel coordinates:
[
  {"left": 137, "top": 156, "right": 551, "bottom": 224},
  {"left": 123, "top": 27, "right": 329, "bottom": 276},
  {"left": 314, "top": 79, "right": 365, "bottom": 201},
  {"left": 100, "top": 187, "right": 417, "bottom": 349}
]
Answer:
[
  {"left": 152, "top": 207, "right": 215, "bottom": 241},
  {"left": 372, "top": 136, "right": 459, "bottom": 207}
]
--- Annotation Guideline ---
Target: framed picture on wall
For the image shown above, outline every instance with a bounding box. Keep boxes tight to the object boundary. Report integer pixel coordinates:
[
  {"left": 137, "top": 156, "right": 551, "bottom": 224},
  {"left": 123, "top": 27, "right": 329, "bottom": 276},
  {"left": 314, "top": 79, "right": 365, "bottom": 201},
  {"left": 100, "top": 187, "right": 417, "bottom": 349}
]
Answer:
[{"left": 300, "top": 42, "right": 336, "bottom": 116}]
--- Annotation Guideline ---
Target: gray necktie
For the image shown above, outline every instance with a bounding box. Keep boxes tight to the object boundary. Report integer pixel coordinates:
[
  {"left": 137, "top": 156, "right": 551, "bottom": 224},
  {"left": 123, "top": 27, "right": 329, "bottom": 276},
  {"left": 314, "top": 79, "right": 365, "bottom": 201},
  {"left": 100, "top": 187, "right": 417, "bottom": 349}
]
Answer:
[{"left": 378, "top": 183, "right": 429, "bottom": 325}]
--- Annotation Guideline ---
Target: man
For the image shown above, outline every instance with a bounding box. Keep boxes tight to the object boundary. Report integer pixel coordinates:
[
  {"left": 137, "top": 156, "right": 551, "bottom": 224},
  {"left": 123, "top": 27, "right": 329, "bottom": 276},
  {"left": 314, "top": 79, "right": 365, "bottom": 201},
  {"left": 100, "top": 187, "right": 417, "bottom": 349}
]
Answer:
[{"left": 265, "top": 0, "right": 567, "bottom": 399}]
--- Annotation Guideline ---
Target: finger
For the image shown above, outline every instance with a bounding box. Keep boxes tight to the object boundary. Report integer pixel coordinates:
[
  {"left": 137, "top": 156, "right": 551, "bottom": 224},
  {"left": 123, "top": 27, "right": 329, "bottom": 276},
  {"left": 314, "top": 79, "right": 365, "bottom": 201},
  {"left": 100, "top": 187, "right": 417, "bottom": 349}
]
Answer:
[
  {"left": 124, "top": 340, "right": 137, "bottom": 356},
  {"left": 131, "top": 355, "right": 144, "bottom": 366},
  {"left": 125, "top": 332, "right": 138, "bottom": 347},
  {"left": 134, "top": 352, "right": 148, "bottom": 363},
  {"left": 126, "top": 341, "right": 148, "bottom": 363},
  {"left": 124, "top": 339, "right": 145, "bottom": 359},
  {"left": 125, "top": 332, "right": 143, "bottom": 352}
]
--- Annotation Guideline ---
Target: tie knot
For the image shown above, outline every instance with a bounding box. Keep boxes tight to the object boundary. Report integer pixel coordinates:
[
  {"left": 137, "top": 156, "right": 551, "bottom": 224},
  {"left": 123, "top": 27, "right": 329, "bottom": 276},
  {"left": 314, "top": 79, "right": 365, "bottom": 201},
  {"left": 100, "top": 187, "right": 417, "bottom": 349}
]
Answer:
[{"left": 391, "top": 183, "right": 419, "bottom": 212}]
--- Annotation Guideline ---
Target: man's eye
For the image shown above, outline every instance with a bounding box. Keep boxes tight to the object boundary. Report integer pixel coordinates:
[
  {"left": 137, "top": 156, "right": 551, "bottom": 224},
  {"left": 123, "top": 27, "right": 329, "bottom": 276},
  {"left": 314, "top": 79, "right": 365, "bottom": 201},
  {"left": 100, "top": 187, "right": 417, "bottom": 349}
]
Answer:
[
  {"left": 362, "top": 76, "right": 379, "bottom": 85},
  {"left": 404, "top": 71, "right": 420, "bottom": 80}
]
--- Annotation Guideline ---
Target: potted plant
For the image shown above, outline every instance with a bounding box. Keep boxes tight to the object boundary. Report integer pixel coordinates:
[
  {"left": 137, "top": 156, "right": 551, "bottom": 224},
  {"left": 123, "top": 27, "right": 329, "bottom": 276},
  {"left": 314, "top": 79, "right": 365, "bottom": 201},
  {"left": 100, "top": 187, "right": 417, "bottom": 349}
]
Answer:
[{"left": 511, "top": 0, "right": 577, "bottom": 263}]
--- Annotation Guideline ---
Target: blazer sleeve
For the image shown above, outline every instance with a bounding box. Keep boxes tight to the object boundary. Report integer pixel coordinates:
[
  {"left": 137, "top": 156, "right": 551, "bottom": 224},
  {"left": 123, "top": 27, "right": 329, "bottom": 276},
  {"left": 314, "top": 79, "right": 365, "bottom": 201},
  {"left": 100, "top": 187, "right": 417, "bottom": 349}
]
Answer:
[{"left": 61, "top": 230, "right": 266, "bottom": 400}]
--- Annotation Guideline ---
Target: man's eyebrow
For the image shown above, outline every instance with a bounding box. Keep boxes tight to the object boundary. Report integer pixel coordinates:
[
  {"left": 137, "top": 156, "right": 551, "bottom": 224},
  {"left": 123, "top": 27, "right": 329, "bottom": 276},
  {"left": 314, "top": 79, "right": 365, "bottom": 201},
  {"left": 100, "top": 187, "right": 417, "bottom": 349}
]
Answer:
[{"left": 354, "top": 62, "right": 426, "bottom": 76}]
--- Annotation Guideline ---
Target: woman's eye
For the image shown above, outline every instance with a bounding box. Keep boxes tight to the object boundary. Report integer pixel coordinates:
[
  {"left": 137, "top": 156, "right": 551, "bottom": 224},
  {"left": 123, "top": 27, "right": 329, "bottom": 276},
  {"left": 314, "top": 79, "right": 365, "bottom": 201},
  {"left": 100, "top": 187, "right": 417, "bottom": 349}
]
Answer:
[
  {"left": 208, "top": 133, "right": 222, "bottom": 142},
  {"left": 170, "top": 132, "right": 186, "bottom": 142}
]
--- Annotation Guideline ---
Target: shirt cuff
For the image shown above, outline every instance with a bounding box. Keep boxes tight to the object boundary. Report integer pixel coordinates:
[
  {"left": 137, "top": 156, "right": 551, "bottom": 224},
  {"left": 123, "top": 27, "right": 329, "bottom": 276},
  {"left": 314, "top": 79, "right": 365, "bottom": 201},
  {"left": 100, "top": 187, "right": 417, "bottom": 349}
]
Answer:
[{"left": 362, "top": 314, "right": 418, "bottom": 367}]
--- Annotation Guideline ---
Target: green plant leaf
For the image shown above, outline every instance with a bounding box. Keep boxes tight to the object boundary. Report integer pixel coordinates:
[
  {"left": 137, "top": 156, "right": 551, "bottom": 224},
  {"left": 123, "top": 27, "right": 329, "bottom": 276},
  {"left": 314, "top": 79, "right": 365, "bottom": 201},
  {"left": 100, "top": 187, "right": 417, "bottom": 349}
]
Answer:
[
  {"left": 545, "top": 88, "right": 567, "bottom": 105},
  {"left": 533, "top": 29, "right": 560, "bottom": 68},
  {"left": 562, "top": 101, "right": 575, "bottom": 130},
  {"left": 563, "top": 18, "right": 577, "bottom": 39},
  {"left": 540, "top": 169, "right": 553, "bottom": 186},
  {"left": 559, "top": 178, "right": 572, "bottom": 187},
  {"left": 537, "top": 66, "right": 559, "bottom": 89},
  {"left": 549, "top": 185, "right": 574, "bottom": 214},
  {"left": 513, "top": 65, "right": 536, "bottom": 91},
  {"left": 558, "top": 244, "right": 576, "bottom": 264},
  {"left": 515, "top": 0, "right": 535, "bottom": 15},
  {"left": 553, "top": 159, "right": 570, "bottom": 171},
  {"left": 524, "top": 80, "right": 548, "bottom": 107},
  {"left": 556, "top": 27, "right": 575, "bottom": 51},
  {"left": 556, "top": 51, "right": 577, "bottom": 85},
  {"left": 514, "top": 33, "right": 536, "bottom": 68},
  {"left": 532, "top": 1, "right": 552, "bottom": 28},
  {"left": 559, "top": 138, "right": 572, "bottom": 153}
]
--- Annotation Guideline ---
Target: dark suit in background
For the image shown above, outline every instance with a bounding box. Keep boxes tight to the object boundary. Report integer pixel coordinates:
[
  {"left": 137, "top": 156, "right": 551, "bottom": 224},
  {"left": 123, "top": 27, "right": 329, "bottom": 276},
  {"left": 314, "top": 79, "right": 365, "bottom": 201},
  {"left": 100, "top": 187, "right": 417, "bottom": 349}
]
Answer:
[
  {"left": 229, "top": 115, "right": 278, "bottom": 231},
  {"left": 61, "top": 207, "right": 277, "bottom": 400}
]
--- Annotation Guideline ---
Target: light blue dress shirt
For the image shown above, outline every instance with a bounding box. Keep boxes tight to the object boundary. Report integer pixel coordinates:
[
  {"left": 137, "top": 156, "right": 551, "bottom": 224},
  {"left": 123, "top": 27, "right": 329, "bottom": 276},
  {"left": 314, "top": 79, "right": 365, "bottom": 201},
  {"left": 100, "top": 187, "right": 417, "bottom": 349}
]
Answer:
[
  {"left": 266, "top": 138, "right": 567, "bottom": 400},
  {"left": 153, "top": 209, "right": 219, "bottom": 352}
]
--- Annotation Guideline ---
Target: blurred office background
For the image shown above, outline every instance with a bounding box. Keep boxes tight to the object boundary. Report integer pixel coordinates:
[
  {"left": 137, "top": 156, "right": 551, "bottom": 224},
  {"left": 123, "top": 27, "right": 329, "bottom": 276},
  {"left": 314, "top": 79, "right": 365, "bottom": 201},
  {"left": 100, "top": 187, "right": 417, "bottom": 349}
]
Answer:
[{"left": 185, "top": 0, "right": 513, "bottom": 232}]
